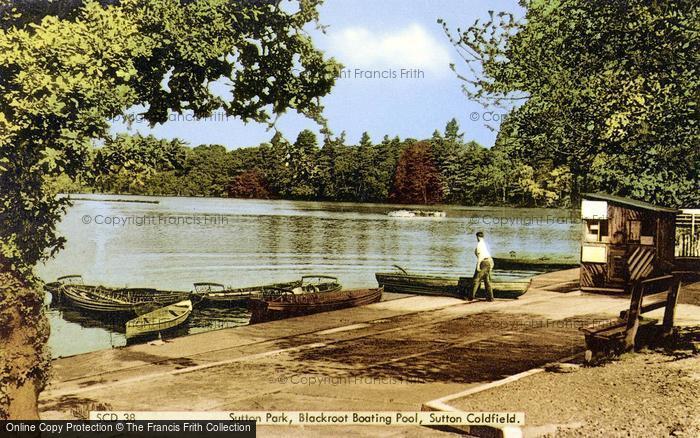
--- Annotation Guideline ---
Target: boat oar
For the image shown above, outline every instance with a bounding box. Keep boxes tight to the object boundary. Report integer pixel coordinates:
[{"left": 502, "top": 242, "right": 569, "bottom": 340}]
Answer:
[{"left": 392, "top": 264, "right": 408, "bottom": 274}]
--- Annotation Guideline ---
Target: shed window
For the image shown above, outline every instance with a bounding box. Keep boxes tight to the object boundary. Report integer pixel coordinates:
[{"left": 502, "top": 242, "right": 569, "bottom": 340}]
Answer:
[
  {"left": 628, "top": 220, "right": 641, "bottom": 243},
  {"left": 585, "top": 220, "right": 609, "bottom": 242},
  {"left": 640, "top": 217, "right": 655, "bottom": 245},
  {"left": 641, "top": 218, "right": 656, "bottom": 236}
]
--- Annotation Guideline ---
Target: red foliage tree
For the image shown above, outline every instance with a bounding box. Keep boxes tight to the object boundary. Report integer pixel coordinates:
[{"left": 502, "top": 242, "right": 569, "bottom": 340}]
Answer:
[
  {"left": 228, "top": 169, "right": 271, "bottom": 199},
  {"left": 390, "top": 141, "right": 444, "bottom": 204}
]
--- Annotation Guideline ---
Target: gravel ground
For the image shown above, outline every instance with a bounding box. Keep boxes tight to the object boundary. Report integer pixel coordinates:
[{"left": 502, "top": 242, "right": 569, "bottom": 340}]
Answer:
[
  {"left": 679, "top": 280, "right": 700, "bottom": 306},
  {"left": 453, "top": 327, "right": 700, "bottom": 437}
]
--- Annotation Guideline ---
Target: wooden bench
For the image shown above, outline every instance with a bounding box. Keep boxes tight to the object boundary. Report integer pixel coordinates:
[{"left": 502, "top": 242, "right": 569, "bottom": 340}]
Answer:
[{"left": 580, "top": 274, "right": 682, "bottom": 362}]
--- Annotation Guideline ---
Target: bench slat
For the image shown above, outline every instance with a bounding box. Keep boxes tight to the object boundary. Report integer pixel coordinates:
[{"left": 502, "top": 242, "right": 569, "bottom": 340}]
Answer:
[
  {"left": 620, "top": 298, "right": 667, "bottom": 319},
  {"left": 581, "top": 316, "right": 658, "bottom": 334}
]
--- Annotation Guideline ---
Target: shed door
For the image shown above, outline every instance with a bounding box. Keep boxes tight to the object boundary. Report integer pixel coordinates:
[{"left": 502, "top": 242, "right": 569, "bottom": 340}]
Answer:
[{"left": 607, "top": 248, "right": 626, "bottom": 284}]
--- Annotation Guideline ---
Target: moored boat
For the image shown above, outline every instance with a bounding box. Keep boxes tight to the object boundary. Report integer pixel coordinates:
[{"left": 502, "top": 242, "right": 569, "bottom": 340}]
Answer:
[
  {"left": 194, "top": 276, "right": 341, "bottom": 307},
  {"left": 44, "top": 274, "right": 83, "bottom": 300},
  {"left": 388, "top": 209, "right": 446, "bottom": 218},
  {"left": 193, "top": 281, "right": 289, "bottom": 306},
  {"left": 60, "top": 285, "right": 143, "bottom": 313},
  {"left": 51, "top": 275, "right": 191, "bottom": 314},
  {"left": 125, "top": 300, "right": 193, "bottom": 339},
  {"left": 492, "top": 256, "right": 579, "bottom": 271},
  {"left": 249, "top": 286, "right": 382, "bottom": 324},
  {"left": 375, "top": 268, "right": 530, "bottom": 299}
]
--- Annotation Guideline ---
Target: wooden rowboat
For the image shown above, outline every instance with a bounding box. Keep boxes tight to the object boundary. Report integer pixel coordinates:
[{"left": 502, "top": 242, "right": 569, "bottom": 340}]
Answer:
[
  {"left": 60, "top": 285, "right": 142, "bottom": 313},
  {"left": 375, "top": 269, "right": 530, "bottom": 299},
  {"left": 249, "top": 286, "right": 382, "bottom": 324},
  {"left": 193, "top": 282, "right": 287, "bottom": 306},
  {"left": 52, "top": 275, "right": 191, "bottom": 314},
  {"left": 194, "top": 275, "right": 341, "bottom": 307},
  {"left": 125, "top": 300, "right": 193, "bottom": 339},
  {"left": 492, "top": 256, "right": 578, "bottom": 271},
  {"left": 44, "top": 274, "right": 83, "bottom": 299}
]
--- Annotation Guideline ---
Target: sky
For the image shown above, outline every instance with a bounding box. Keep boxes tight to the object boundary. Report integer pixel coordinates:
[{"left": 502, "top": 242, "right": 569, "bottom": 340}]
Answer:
[{"left": 112, "top": 0, "right": 523, "bottom": 149}]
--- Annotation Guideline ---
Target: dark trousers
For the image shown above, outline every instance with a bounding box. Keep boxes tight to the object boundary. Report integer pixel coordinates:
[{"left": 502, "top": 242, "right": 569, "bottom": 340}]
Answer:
[{"left": 469, "top": 258, "right": 494, "bottom": 301}]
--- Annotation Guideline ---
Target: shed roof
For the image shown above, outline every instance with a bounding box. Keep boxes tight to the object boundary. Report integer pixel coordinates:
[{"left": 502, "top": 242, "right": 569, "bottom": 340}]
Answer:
[{"left": 582, "top": 193, "right": 679, "bottom": 214}]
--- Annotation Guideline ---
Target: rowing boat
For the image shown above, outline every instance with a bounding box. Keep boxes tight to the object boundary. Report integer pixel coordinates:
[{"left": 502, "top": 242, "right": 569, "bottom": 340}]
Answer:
[
  {"left": 51, "top": 275, "right": 191, "bottom": 314},
  {"left": 60, "top": 285, "right": 142, "bottom": 313},
  {"left": 194, "top": 275, "right": 341, "bottom": 307},
  {"left": 492, "top": 256, "right": 579, "bottom": 271},
  {"left": 44, "top": 274, "right": 83, "bottom": 299},
  {"left": 125, "top": 300, "right": 193, "bottom": 339},
  {"left": 375, "top": 268, "right": 530, "bottom": 299},
  {"left": 249, "top": 286, "right": 382, "bottom": 324},
  {"left": 193, "top": 282, "right": 279, "bottom": 306}
]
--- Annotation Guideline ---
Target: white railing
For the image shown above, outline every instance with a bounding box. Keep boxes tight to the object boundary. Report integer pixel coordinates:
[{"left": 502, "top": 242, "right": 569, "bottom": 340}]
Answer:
[{"left": 676, "top": 210, "right": 699, "bottom": 258}]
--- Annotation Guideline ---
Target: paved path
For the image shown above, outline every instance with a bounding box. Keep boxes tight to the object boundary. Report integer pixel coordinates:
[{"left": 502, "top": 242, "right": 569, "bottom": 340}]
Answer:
[{"left": 39, "top": 270, "right": 700, "bottom": 437}]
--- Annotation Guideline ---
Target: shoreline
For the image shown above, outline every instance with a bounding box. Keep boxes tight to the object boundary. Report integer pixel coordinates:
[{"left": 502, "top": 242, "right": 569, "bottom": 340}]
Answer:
[
  {"left": 57, "top": 192, "right": 581, "bottom": 212},
  {"left": 65, "top": 196, "right": 160, "bottom": 204}
]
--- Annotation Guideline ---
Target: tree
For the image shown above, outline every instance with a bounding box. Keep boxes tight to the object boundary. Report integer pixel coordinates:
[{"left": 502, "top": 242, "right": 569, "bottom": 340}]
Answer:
[
  {"left": 93, "top": 134, "right": 188, "bottom": 193},
  {"left": 391, "top": 142, "right": 444, "bottom": 204},
  {"left": 442, "top": 0, "right": 699, "bottom": 207},
  {"left": 444, "top": 118, "right": 464, "bottom": 142},
  {"left": 180, "top": 145, "right": 233, "bottom": 196},
  {"left": 0, "top": 0, "right": 339, "bottom": 418},
  {"left": 228, "top": 169, "right": 270, "bottom": 199},
  {"left": 286, "top": 129, "right": 319, "bottom": 198},
  {"left": 353, "top": 132, "right": 383, "bottom": 201},
  {"left": 317, "top": 131, "right": 346, "bottom": 199}
]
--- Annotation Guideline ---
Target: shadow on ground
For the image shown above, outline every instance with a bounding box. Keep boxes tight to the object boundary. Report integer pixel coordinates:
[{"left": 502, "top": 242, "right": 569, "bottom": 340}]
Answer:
[{"left": 283, "top": 311, "right": 612, "bottom": 384}]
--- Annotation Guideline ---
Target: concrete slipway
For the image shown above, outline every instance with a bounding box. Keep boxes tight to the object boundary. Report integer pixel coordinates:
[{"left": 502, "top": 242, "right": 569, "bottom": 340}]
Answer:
[{"left": 39, "top": 269, "right": 700, "bottom": 437}]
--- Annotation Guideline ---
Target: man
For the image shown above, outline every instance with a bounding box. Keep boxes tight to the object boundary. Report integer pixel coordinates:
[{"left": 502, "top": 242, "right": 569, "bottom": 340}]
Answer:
[{"left": 468, "top": 231, "right": 494, "bottom": 301}]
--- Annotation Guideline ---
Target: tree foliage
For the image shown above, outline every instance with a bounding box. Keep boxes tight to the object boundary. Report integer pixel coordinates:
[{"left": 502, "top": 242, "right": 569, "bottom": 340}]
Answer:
[
  {"left": 442, "top": 0, "right": 699, "bottom": 207},
  {"left": 391, "top": 142, "right": 444, "bottom": 205},
  {"left": 0, "top": 0, "right": 339, "bottom": 418},
  {"left": 71, "top": 117, "right": 575, "bottom": 208}
]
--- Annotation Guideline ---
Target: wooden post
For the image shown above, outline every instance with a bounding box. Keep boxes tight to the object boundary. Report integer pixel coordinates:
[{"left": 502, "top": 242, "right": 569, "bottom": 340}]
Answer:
[
  {"left": 623, "top": 280, "right": 644, "bottom": 351},
  {"left": 662, "top": 274, "right": 682, "bottom": 336}
]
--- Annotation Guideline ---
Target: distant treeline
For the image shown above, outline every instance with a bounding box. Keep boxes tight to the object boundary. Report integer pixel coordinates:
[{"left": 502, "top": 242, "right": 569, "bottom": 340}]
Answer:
[{"left": 48, "top": 119, "right": 583, "bottom": 207}]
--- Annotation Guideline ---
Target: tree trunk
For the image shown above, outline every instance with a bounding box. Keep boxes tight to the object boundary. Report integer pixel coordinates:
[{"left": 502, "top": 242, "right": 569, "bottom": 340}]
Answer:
[{"left": 0, "top": 269, "right": 50, "bottom": 419}]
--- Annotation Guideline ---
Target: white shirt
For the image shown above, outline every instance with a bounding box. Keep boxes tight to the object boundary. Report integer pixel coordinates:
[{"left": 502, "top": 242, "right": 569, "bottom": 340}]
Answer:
[{"left": 475, "top": 239, "right": 491, "bottom": 266}]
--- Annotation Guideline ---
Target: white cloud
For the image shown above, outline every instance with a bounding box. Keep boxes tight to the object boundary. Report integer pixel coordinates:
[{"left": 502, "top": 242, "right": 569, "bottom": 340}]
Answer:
[{"left": 328, "top": 24, "right": 452, "bottom": 75}]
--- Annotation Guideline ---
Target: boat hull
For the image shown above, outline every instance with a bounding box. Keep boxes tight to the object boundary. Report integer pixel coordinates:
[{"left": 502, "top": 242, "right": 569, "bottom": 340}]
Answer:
[
  {"left": 249, "top": 287, "right": 383, "bottom": 324},
  {"left": 197, "top": 283, "right": 296, "bottom": 307},
  {"left": 61, "top": 285, "right": 140, "bottom": 313},
  {"left": 126, "top": 300, "right": 193, "bottom": 339},
  {"left": 375, "top": 273, "right": 530, "bottom": 299},
  {"left": 198, "top": 276, "right": 341, "bottom": 307},
  {"left": 60, "top": 284, "right": 190, "bottom": 314},
  {"left": 492, "top": 257, "right": 578, "bottom": 271}
]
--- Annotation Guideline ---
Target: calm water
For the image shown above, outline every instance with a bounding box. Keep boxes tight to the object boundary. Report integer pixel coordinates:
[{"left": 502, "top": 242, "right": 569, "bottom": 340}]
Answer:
[{"left": 38, "top": 195, "right": 581, "bottom": 358}]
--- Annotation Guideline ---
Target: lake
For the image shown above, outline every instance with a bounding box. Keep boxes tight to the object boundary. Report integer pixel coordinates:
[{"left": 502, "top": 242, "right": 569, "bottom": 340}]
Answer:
[{"left": 38, "top": 195, "right": 582, "bottom": 358}]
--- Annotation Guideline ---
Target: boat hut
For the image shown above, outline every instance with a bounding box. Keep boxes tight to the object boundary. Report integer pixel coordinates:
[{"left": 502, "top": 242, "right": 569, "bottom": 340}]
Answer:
[{"left": 579, "top": 193, "right": 678, "bottom": 293}]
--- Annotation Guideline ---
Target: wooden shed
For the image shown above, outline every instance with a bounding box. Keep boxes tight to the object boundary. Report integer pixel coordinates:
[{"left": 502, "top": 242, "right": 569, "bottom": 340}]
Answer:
[{"left": 580, "top": 193, "right": 678, "bottom": 293}]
